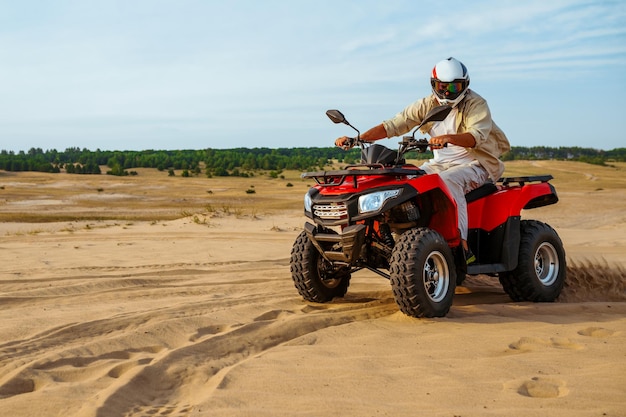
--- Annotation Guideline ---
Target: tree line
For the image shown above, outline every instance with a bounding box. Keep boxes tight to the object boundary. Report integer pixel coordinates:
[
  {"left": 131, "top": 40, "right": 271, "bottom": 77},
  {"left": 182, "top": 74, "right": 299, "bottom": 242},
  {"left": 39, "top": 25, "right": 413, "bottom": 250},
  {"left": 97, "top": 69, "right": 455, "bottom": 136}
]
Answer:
[
  {"left": 0, "top": 146, "right": 624, "bottom": 176},
  {"left": 0, "top": 147, "right": 362, "bottom": 176},
  {"left": 501, "top": 146, "right": 626, "bottom": 166}
]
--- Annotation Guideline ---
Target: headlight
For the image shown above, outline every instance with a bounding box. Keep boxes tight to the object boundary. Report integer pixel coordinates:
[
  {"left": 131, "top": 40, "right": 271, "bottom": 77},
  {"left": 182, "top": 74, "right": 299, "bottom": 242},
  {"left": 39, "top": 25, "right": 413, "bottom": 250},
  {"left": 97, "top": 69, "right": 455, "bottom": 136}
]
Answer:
[
  {"left": 304, "top": 192, "right": 313, "bottom": 212},
  {"left": 358, "top": 189, "right": 401, "bottom": 214}
]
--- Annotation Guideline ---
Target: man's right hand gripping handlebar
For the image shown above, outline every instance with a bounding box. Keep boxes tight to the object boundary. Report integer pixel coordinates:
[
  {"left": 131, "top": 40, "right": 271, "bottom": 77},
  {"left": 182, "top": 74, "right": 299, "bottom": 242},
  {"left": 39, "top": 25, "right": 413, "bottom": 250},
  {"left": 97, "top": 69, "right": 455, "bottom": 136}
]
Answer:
[{"left": 335, "top": 136, "right": 355, "bottom": 150}]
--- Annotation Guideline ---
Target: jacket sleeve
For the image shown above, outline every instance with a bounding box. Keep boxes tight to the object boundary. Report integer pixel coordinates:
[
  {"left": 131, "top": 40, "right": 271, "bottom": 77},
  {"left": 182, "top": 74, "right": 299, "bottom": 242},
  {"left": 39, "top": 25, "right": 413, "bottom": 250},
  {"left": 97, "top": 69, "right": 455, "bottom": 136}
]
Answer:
[
  {"left": 382, "top": 97, "right": 434, "bottom": 138},
  {"left": 459, "top": 96, "right": 493, "bottom": 147}
]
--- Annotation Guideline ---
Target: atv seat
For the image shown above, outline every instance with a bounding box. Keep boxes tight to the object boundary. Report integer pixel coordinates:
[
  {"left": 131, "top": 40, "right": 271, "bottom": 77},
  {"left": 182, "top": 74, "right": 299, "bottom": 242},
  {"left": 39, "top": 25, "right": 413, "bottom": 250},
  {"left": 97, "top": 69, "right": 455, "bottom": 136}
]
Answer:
[{"left": 465, "top": 182, "right": 498, "bottom": 203}]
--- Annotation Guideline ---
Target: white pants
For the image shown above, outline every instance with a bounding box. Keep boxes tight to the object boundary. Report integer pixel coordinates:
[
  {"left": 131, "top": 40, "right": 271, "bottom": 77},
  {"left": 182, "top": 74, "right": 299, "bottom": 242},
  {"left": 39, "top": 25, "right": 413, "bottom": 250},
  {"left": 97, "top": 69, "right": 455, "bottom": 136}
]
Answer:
[{"left": 419, "top": 161, "right": 490, "bottom": 241}]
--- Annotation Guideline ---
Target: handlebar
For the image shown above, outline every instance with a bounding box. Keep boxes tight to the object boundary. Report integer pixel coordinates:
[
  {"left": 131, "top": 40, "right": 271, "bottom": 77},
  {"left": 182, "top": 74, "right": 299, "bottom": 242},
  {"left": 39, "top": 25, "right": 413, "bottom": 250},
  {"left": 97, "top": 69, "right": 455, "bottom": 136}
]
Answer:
[
  {"left": 331, "top": 104, "right": 453, "bottom": 153},
  {"left": 399, "top": 136, "right": 447, "bottom": 153},
  {"left": 345, "top": 137, "right": 356, "bottom": 149},
  {"left": 337, "top": 136, "right": 446, "bottom": 152}
]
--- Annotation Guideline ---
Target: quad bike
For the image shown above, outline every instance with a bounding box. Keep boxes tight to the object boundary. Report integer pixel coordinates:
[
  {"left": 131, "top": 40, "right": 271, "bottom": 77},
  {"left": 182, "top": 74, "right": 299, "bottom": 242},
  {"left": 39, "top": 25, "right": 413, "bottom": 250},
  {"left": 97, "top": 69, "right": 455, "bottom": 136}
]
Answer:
[{"left": 290, "top": 105, "right": 566, "bottom": 318}]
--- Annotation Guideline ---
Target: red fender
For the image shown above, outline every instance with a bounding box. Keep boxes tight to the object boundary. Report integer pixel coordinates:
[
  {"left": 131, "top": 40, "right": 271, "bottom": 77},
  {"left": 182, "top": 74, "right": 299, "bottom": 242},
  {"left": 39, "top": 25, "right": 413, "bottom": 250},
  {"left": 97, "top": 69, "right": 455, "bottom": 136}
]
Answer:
[
  {"left": 408, "top": 173, "right": 461, "bottom": 246},
  {"left": 468, "top": 182, "right": 557, "bottom": 231}
]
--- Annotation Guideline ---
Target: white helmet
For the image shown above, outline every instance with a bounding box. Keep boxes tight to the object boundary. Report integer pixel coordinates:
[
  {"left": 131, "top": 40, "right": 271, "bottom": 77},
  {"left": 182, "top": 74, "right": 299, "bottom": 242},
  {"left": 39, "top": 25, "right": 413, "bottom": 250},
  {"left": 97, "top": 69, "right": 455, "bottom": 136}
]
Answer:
[{"left": 430, "top": 57, "right": 470, "bottom": 107}]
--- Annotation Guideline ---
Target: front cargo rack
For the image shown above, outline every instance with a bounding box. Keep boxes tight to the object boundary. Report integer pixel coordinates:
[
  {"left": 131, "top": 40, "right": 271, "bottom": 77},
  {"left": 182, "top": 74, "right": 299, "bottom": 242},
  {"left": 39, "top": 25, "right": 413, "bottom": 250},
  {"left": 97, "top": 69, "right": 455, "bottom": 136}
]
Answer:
[{"left": 302, "top": 166, "right": 426, "bottom": 187}]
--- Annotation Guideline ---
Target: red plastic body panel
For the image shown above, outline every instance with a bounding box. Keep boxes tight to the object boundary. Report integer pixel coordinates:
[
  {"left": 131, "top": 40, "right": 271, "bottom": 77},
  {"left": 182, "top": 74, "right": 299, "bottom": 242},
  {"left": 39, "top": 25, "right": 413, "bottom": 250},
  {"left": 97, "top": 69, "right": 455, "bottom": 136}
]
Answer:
[
  {"left": 468, "top": 182, "right": 555, "bottom": 231},
  {"left": 311, "top": 168, "right": 556, "bottom": 248},
  {"left": 312, "top": 169, "right": 461, "bottom": 246},
  {"left": 406, "top": 173, "right": 460, "bottom": 245}
]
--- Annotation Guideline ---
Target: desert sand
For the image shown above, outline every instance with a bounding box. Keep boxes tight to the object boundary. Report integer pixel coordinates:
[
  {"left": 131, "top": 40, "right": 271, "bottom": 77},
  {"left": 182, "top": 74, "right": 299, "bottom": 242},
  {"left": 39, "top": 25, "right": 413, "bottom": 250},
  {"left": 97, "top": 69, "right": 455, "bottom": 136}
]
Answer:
[{"left": 0, "top": 160, "right": 625, "bottom": 417}]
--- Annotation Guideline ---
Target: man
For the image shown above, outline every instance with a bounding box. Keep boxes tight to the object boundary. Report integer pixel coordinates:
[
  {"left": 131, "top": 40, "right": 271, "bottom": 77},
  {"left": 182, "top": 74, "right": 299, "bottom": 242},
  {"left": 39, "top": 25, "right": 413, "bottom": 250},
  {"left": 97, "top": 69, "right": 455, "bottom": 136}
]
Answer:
[{"left": 334, "top": 57, "right": 511, "bottom": 263}]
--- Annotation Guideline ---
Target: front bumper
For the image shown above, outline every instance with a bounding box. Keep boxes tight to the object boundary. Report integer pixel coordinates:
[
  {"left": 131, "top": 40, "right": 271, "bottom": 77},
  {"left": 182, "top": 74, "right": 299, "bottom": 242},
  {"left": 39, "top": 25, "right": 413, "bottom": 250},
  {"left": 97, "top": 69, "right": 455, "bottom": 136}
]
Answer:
[{"left": 304, "top": 222, "right": 366, "bottom": 264}]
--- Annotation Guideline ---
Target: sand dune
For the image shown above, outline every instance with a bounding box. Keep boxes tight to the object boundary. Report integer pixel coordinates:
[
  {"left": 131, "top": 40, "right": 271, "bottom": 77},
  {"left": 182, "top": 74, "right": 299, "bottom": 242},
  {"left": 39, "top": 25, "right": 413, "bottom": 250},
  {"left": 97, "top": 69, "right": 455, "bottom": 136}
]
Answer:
[{"left": 1, "top": 162, "right": 625, "bottom": 416}]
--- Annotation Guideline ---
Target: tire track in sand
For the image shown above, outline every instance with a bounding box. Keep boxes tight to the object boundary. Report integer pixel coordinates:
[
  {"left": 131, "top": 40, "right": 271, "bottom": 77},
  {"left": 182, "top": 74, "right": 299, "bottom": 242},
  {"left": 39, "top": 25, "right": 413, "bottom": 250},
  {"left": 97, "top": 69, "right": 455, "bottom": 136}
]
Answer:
[
  {"left": 91, "top": 298, "right": 397, "bottom": 417},
  {"left": 0, "top": 254, "right": 398, "bottom": 416}
]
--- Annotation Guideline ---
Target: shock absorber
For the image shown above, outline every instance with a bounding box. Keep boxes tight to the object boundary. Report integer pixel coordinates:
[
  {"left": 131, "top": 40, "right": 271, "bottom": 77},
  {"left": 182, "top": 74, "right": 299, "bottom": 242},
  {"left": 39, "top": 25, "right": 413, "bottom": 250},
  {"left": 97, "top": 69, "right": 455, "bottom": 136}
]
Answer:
[
  {"left": 401, "top": 201, "right": 419, "bottom": 221},
  {"left": 379, "top": 223, "right": 394, "bottom": 249}
]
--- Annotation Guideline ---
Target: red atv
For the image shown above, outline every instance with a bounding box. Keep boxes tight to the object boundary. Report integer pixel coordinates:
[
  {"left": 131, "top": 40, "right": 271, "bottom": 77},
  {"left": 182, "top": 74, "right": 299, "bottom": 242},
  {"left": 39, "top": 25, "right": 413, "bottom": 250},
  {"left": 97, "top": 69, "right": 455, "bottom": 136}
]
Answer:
[{"left": 290, "top": 105, "right": 566, "bottom": 318}]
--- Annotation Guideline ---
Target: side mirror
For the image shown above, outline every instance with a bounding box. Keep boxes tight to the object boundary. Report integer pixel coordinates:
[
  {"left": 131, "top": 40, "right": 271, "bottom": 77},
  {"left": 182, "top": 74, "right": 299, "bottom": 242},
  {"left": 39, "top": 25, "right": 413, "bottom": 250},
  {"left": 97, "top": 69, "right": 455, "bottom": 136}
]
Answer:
[
  {"left": 326, "top": 109, "right": 360, "bottom": 138},
  {"left": 326, "top": 109, "right": 348, "bottom": 125},
  {"left": 420, "top": 105, "right": 452, "bottom": 125},
  {"left": 407, "top": 105, "right": 453, "bottom": 141}
]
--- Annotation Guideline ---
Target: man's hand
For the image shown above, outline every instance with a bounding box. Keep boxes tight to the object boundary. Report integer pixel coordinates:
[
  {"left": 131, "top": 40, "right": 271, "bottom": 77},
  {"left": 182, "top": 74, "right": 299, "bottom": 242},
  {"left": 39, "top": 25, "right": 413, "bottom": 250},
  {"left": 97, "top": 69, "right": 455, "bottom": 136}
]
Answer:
[
  {"left": 334, "top": 124, "right": 388, "bottom": 150},
  {"left": 335, "top": 136, "right": 353, "bottom": 150},
  {"left": 429, "top": 135, "right": 449, "bottom": 149},
  {"left": 430, "top": 132, "right": 476, "bottom": 149}
]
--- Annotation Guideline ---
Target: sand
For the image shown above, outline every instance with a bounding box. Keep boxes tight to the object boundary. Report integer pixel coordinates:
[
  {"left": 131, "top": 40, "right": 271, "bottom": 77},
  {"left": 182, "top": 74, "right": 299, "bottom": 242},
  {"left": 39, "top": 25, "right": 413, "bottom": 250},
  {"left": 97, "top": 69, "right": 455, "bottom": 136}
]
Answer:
[{"left": 1, "top": 161, "right": 625, "bottom": 416}]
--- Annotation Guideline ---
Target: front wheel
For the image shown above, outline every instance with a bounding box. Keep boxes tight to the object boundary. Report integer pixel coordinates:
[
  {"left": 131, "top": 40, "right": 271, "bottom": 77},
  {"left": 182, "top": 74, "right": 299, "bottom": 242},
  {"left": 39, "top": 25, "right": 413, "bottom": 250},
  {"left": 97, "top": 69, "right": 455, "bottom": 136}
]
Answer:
[
  {"left": 290, "top": 230, "right": 351, "bottom": 303},
  {"left": 390, "top": 228, "right": 456, "bottom": 318},
  {"left": 499, "top": 220, "right": 566, "bottom": 302}
]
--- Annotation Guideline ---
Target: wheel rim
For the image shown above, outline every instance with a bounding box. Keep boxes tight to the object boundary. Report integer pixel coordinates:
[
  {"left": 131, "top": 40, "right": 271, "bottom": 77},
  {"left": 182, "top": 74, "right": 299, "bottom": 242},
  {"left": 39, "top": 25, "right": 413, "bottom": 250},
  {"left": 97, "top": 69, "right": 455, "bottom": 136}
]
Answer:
[
  {"left": 423, "top": 251, "right": 450, "bottom": 302},
  {"left": 534, "top": 242, "right": 559, "bottom": 286}
]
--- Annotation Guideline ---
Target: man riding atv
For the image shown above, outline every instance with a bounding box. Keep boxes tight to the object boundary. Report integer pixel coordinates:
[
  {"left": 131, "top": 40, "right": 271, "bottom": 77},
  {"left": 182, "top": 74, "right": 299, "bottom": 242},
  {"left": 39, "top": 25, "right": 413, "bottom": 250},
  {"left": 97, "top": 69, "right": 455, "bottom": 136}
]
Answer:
[
  {"left": 334, "top": 57, "right": 510, "bottom": 264},
  {"left": 291, "top": 58, "right": 565, "bottom": 318}
]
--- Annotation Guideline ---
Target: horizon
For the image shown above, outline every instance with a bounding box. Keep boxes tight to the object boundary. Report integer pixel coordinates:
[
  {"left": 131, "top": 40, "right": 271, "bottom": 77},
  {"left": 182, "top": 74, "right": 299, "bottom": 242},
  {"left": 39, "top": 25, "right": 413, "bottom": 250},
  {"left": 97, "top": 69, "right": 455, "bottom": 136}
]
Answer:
[
  {"left": 2, "top": 143, "right": 624, "bottom": 155},
  {"left": 1, "top": 1, "right": 625, "bottom": 153}
]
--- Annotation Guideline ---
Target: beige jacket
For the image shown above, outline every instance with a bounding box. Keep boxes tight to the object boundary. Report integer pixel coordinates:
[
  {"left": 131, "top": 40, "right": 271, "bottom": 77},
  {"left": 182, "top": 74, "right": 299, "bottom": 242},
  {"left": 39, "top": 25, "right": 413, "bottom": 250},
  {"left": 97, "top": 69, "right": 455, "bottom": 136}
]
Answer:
[{"left": 382, "top": 90, "right": 511, "bottom": 181}]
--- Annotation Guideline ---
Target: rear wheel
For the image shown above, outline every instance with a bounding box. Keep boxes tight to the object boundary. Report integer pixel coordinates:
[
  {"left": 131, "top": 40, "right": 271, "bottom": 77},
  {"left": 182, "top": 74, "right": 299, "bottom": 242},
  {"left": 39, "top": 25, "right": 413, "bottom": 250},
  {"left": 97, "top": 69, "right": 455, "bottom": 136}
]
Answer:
[
  {"left": 290, "top": 231, "right": 351, "bottom": 302},
  {"left": 390, "top": 228, "right": 456, "bottom": 318},
  {"left": 499, "top": 220, "right": 566, "bottom": 302}
]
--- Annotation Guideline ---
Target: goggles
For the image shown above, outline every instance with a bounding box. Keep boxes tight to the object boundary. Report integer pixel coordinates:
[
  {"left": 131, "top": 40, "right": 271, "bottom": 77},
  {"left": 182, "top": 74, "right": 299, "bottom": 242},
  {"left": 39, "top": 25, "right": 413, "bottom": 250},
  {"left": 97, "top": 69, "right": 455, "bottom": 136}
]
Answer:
[{"left": 432, "top": 80, "right": 465, "bottom": 95}]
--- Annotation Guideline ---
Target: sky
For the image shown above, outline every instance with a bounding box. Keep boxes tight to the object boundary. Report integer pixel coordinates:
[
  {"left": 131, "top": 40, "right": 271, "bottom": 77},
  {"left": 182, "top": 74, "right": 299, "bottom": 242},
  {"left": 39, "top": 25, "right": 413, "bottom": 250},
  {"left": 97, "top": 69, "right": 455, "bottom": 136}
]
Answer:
[{"left": 1, "top": 0, "right": 625, "bottom": 153}]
